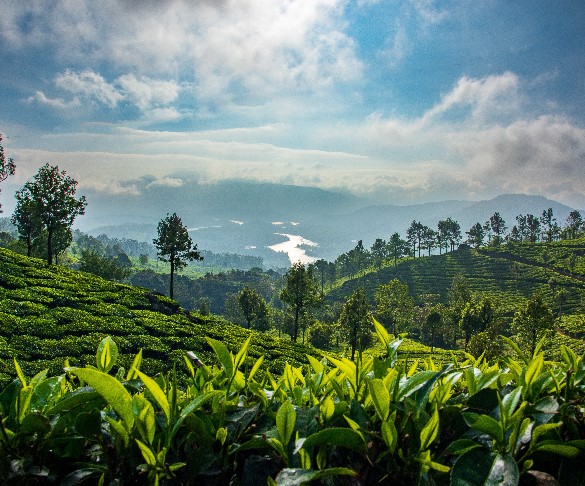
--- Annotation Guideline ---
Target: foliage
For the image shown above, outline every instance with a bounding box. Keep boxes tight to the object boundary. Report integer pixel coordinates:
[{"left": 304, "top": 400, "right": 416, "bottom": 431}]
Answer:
[
  {"left": 1, "top": 324, "right": 585, "bottom": 485},
  {"left": 280, "top": 262, "right": 321, "bottom": 343},
  {"left": 512, "top": 294, "right": 556, "bottom": 356},
  {"left": 153, "top": 213, "right": 203, "bottom": 299},
  {"left": 238, "top": 286, "right": 271, "bottom": 331},
  {"left": 13, "top": 164, "right": 86, "bottom": 265},
  {"left": 0, "top": 248, "right": 323, "bottom": 389},
  {"left": 339, "top": 288, "right": 371, "bottom": 360},
  {"left": 0, "top": 134, "right": 16, "bottom": 213},
  {"left": 375, "top": 278, "right": 414, "bottom": 336},
  {"left": 78, "top": 248, "right": 132, "bottom": 281}
]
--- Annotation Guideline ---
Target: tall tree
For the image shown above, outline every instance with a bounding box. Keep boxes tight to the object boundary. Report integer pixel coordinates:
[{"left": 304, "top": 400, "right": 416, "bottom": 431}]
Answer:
[
  {"left": 0, "top": 134, "right": 16, "bottom": 213},
  {"left": 465, "top": 222, "right": 485, "bottom": 248},
  {"left": 512, "top": 294, "right": 555, "bottom": 356},
  {"left": 441, "top": 217, "right": 461, "bottom": 252},
  {"left": 375, "top": 279, "right": 414, "bottom": 336},
  {"left": 238, "top": 286, "right": 270, "bottom": 331},
  {"left": 488, "top": 212, "right": 507, "bottom": 246},
  {"left": 370, "top": 238, "right": 388, "bottom": 268},
  {"left": 515, "top": 214, "right": 527, "bottom": 243},
  {"left": 11, "top": 191, "right": 41, "bottom": 257},
  {"left": 339, "top": 288, "right": 371, "bottom": 360},
  {"left": 14, "top": 164, "right": 86, "bottom": 264},
  {"left": 407, "top": 220, "right": 424, "bottom": 257},
  {"left": 540, "top": 208, "right": 558, "bottom": 242},
  {"left": 459, "top": 295, "right": 494, "bottom": 350},
  {"left": 421, "top": 226, "right": 437, "bottom": 256},
  {"left": 153, "top": 213, "right": 203, "bottom": 299},
  {"left": 388, "top": 232, "right": 409, "bottom": 266},
  {"left": 525, "top": 214, "right": 541, "bottom": 243},
  {"left": 565, "top": 210, "right": 583, "bottom": 240},
  {"left": 280, "top": 262, "right": 321, "bottom": 342}
]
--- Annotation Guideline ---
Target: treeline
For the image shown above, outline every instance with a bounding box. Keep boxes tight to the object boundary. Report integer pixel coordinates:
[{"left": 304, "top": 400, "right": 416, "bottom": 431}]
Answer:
[{"left": 309, "top": 208, "right": 584, "bottom": 287}]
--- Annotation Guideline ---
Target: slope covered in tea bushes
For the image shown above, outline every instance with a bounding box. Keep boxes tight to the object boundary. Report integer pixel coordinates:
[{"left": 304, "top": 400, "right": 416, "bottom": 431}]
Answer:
[{"left": 0, "top": 248, "right": 321, "bottom": 386}]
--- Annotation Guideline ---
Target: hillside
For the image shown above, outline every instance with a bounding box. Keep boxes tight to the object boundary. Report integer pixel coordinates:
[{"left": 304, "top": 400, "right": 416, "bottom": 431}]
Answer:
[
  {"left": 327, "top": 240, "right": 585, "bottom": 316},
  {"left": 0, "top": 248, "right": 321, "bottom": 387}
]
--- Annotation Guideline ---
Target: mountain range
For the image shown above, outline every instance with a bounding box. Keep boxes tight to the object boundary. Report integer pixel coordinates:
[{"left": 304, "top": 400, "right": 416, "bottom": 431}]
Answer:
[{"left": 80, "top": 180, "right": 579, "bottom": 268}]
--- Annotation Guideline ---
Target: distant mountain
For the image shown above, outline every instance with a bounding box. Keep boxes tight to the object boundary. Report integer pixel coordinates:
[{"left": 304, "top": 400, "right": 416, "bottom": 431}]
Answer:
[
  {"left": 82, "top": 179, "right": 364, "bottom": 230},
  {"left": 80, "top": 181, "right": 581, "bottom": 267},
  {"left": 451, "top": 194, "right": 576, "bottom": 231}
]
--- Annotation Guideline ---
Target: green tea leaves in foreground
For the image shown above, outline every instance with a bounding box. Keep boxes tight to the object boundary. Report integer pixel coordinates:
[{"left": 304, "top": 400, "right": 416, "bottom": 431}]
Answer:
[{"left": 66, "top": 367, "right": 134, "bottom": 430}]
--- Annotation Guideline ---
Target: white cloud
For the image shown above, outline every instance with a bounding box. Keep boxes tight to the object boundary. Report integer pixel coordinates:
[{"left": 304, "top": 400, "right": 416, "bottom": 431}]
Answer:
[
  {"left": 117, "top": 75, "right": 180, "bottom": 111},
  {"left": 26, "top": 91, "right": 81, "bottom": 109},
  {"left": 422, "top": 72, "right": 522, "bottom": 125},
  {"left": 145, "top": 177, "right": 184, "bottom": 189},
  {"left": 55, "top": 70, "right": 124, "bottom": 108},
  {"left": 3, "top": 1, "right": 362, "bottom": 108}
]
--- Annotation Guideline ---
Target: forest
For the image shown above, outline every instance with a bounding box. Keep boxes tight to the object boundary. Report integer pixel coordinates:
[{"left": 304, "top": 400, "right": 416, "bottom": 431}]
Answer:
[{"left": 1, "top": 138, "right": 585, "bottom": 484}]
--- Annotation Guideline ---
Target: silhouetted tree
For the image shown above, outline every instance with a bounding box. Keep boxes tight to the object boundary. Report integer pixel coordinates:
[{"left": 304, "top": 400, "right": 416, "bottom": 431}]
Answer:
[
  {"left": 280, "top": 262, "right": 321, "bottom": 342},
  {"left": 466, "top": 222, "right": 485, "bottom": 248},
  {"left": 512, "top": 294, "right": 555, "bottom": 356},
  {"left": 0, "top": 134, "right": 15, "bottom": 213},
  {"left": 339, "top": 288, "right": 371, "bottom": 360},
  {"left": 153, "top": 213, "right": 202, "bottom": 299},
  {"left": 375, "top": 279, "right": 414, "bottom": 336}
]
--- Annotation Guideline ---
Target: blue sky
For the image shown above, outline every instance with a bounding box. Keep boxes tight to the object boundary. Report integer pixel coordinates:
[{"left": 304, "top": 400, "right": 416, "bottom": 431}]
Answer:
[{"left": 1, "top": 0, "right": 584, "bottom": 212}]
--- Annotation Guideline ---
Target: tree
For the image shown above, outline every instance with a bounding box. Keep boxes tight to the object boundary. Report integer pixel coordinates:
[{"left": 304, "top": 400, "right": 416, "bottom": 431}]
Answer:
[
  {"left": 525, "top": 214, "right": 541, "bottom": 243},
  {"left": 11, "top": 190, "right": 41, "bottom": 257},
  {"left": 488, "top": 212, "right": 507, "bottom": 246},
  {"left": 339, "top": 288, "right": 371, "bottom": 360},
  {"left": 421, "top": 226, "right": 437, "bottom": 256},
  {"left": 388, "top": 232, "right": 409, "bottom": 265},
  {"left": 466, "top": 222, "right": 485, "bottom": 248},
  {"left": 540, "top": 208, "right": 559, "bottom": 242},
  {"left": 308, "top": 320, "right": 337, "bottom": 350},
  {"left": 370, "top": 238, "right": 387, "bottom": 268},
  {"left": 439, "top": 217, "right": 461, "bottom": 252},
  {"left": 280, "top": 262, "right": 321, "bottom": 342},
  {"left": 238, "top": 286, "right": 271, "bottom": 331},
  {"left": 14, "top": 164, "right": 86, "bottom": 264},
  {"left": 0, "top": 134, "right": 16, "bottom": 213},
  {"left": 79, "top": 249, "right": 131, "bottom": 281},
  {"left": 423, "top": 307, "right": 442, "bottom": 352},
  {"left": 153, "top": 213, "right": 203, "bottom": 299},
  {"left": 375, "top": 279, "right": 414, "bottom": 336},
  {"left": 512, "top": 294, "right": 555, "bottom": 356},
  {"left": 515, "top": 214, "right": 527, "bottom": 243},
  {"left": 565, "top": 210, "right": 583, "bottom": 239},
  {"left": 407, "top": 220, "right": 424, "bottom": 257},
  {"left": 459, "top": 295, "right": 494, "bottom": 350}
]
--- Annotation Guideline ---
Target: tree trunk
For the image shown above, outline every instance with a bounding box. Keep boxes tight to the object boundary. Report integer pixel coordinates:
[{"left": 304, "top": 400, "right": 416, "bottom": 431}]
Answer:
[
  {"left": 47, "top": 227, "right": 53, "bottom": 265},
  {"left": 170, "top": 255, "right": 175, "bottom": 300},
  {"left": 293, "top": 307, "right": 299, "bottom": 342}
]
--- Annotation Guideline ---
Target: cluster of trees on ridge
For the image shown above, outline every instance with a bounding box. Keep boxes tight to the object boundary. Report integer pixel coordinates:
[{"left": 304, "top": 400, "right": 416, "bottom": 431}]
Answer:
[{"left": 1, "top": 136, "right": 584, "bottom": 361}]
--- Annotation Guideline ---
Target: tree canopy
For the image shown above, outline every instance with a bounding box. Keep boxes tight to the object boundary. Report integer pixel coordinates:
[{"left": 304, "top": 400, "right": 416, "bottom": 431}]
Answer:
[
  {"left": 153, "top": 213, "right": 202, "bottom": 299},
  {"left": 13, "top": 164, "right": 86, "bottom": 264}
]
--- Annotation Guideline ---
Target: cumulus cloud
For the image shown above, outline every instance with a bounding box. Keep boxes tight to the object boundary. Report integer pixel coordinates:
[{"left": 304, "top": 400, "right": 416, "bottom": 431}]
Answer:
[
  {"left": 447, "top": 116, "right": 585, "bottom": 202},
  {"left": 55, "top": 70, "right": 124, "bottom": 108},
  {"left": 3, "top": 0, "right": 363, "bottom": 108},
  {"left": 26, "top": 91, "right": 81, "bottom": 109},
  {"left": 28, "top": 69, "right": 186, "bottom": 122}
]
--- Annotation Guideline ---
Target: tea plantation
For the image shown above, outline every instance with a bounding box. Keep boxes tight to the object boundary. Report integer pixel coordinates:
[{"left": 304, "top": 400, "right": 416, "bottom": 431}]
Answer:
[{"left": 0, "top": 248, "right": 323, "bottom": 387}]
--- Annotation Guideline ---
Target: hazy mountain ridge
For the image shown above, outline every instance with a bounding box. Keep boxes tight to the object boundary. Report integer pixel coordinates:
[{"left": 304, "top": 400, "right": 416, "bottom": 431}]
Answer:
[{"left": 80, "top": 183, "right": 581, "bottom": 266}]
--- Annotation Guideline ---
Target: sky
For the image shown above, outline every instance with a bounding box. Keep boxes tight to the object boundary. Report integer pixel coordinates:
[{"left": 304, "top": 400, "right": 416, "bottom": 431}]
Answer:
[{"left": 1, "top": 0, "right": 585, "bottom": 214}]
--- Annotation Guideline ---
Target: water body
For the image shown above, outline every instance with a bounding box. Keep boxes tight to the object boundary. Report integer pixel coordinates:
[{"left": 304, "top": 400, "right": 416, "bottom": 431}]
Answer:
[{"left": 268, "top": 233, "right": 318, "bottom": 265}]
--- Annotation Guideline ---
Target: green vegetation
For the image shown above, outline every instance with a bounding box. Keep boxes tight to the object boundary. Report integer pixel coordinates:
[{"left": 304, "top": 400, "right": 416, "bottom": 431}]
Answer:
[
  {"left": 1, "top": 325, "right": 584, "bottom": 484},
  {"left": 0, "top": 248, "right": 323, "bottom": 388}
]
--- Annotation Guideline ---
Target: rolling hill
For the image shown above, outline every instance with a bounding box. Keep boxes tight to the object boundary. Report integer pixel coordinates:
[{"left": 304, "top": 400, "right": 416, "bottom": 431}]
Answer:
[{"left": 0, "top": 248, "right": 322, "bottom": 387}]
